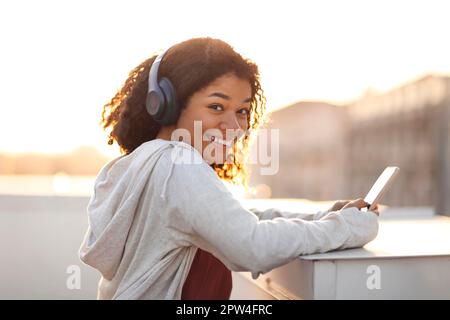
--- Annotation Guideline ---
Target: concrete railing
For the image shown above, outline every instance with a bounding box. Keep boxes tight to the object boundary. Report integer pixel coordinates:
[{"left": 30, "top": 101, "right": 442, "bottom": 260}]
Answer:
[
  {"left": 0, "top": 194, "right": 437, "bottom": 299},
  {"left": 0, "top": 194, "right": 99, "bottom": 299}
]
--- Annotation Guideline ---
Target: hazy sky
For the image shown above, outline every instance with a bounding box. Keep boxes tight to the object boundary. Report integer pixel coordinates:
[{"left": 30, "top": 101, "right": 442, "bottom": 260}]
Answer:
[{"left": 1, "top": 0, "right": 449, "bottom": 157}]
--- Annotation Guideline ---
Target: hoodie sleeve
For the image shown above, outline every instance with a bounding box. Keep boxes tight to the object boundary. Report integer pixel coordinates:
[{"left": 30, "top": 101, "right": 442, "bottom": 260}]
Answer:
[
  {"left": 157, "top": 146, "right": 379, "bottom": 278},
  {"left": 247, "top": 207, "right": 330, "bottom": 221}
]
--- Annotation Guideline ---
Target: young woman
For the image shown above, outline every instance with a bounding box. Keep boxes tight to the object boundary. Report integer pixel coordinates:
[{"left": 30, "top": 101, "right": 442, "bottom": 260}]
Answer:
[{"left": 79, "top": 37, "right": 379, "bottom": 300}]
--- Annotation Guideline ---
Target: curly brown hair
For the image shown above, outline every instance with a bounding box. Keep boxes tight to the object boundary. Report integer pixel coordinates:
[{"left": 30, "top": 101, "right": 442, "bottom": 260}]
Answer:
[{"left": 101, "top": 37, "right": 267, "bottom": 186}]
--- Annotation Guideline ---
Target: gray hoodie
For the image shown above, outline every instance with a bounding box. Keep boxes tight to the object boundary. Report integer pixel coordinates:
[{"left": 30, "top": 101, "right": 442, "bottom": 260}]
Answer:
[{"left": 78, "top": 139, "right": 378, "bottom": 299}]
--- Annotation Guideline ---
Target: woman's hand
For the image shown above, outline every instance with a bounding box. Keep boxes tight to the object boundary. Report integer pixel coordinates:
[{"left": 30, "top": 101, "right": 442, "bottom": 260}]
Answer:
[
  {"left": 328, "top": 200, "right": 352, "bottom": 212},
  {"left": 341, "top": 198, "right": 380, "bottom": 216}
]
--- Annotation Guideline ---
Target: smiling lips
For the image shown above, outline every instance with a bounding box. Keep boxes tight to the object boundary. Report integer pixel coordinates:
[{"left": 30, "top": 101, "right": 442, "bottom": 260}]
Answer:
[{"left": 204, "top": 133, "right": 235, "bottom": 147}]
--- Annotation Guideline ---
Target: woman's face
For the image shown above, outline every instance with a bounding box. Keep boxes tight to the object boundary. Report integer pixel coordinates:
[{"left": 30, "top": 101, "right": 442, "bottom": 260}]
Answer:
[{"left": 173, "top": 73, "right": 252, "bottom": 164}]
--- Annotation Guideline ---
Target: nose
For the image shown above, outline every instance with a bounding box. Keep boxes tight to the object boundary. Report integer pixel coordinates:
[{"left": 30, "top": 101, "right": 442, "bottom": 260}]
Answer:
[
  {"left": 218, "top": 111, "right": 242, "bottom": 131},
  {"left": 218, "top": 112, "right": 246, "bottom": 140}
]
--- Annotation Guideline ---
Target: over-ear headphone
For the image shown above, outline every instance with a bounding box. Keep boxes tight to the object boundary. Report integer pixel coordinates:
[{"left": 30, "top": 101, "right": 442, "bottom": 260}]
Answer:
[{"left": 146, "top": 48, "right": 180, "bottom": 126}]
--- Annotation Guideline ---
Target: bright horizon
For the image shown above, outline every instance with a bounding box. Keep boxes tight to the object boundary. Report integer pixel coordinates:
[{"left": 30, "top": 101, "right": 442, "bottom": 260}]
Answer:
[{"left": 1, "top": 0, "right": 449, "bottom": 158}]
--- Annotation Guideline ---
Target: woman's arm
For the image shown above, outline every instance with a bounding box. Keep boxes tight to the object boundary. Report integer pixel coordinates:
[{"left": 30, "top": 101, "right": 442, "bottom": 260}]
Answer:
[
  {"left": 248, "top": 200, "right": 373, "bottom": 221},
  {"left": 247, "top": 207, "right": 328, "bottom": 221},
  {"left": 159, "top": 147, "right": 379, "bottom": 279}
]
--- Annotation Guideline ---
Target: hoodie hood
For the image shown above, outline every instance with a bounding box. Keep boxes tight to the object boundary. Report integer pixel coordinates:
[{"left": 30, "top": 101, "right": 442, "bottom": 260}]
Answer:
[{"left": 78, "top": 139, "right": 181, "bottom": 280}]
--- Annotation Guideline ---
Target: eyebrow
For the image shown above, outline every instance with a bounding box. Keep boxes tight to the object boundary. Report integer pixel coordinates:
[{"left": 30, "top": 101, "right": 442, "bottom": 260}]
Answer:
[{"left": 208, "top": 92, "right": 252, "bottom": 103}]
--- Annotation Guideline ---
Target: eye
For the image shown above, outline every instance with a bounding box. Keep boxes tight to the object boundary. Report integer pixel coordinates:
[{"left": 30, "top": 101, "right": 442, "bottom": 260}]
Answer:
[
  {"left": 208, "top": 104, "right": 224, "bottom": 111},
  {"left": 237, "top": 108, "right": 250, "bottom": 116}
]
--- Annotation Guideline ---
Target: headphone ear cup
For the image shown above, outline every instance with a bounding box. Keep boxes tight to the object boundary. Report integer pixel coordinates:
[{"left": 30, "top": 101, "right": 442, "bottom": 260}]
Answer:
[
  {"left": 146, "top": 88, "right": 165, "bottom": 121},
  {"left": 158, "top": 77, "right": 179, "bottom": 125}
]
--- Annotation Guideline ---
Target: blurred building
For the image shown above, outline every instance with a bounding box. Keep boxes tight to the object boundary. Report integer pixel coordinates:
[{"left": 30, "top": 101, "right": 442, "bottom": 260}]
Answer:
[
  {"left": 250, "top": 75, "right": 450, "bottom": 215},
  {"left": 0, "top": 146, "right": 111, "bottom": 175},
  {"left": 346, "top": 75, "right": 450, "bottom": 214},
  {"left": 249, "top": 101, "right": 349, "bottom": 200}
]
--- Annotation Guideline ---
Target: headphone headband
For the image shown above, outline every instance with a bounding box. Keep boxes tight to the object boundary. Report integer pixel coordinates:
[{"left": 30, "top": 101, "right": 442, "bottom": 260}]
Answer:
[
  {"left": 146, "top": 48, "right": 179, "bottom": 125},
  {"left": 148, "top": 49, "right": 168, "bottom": 103}
]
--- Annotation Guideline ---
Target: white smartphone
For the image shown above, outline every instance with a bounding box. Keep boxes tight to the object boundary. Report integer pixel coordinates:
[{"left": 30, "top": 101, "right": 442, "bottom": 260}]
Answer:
[{"left": 364, "top": 166, "right": 400, "bottom": 211}]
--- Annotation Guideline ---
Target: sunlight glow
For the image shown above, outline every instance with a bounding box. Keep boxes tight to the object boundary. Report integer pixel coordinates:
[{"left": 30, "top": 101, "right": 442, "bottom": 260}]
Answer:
[{"left": 1, "top": 0, "right": 449, "bottom": 156}]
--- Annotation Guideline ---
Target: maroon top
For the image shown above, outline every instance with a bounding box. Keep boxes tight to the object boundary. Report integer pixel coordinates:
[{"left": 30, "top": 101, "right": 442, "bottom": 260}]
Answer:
[{"left": 181, "top": 248, "right": 232, "bottom": 300}]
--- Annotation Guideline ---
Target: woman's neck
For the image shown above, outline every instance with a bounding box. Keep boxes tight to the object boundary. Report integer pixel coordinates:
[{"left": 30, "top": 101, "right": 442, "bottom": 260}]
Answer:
[{"left": 156, "top": 125, "right": 177, "bottom": 141}]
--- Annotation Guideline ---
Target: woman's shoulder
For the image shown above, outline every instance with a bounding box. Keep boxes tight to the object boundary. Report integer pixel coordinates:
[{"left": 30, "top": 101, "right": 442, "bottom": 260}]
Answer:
[
  {"left": 149, "top": 140, "right": 223, "bottom": 200},
  {"left": 151, "top": 139, "right": 216, "bottom": 181},
  {"left": 129, "top": 139, "right": 199, "bottom": 165},
  {"left": 151, "top": 139, "right": 203, "bottom": 165}
]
